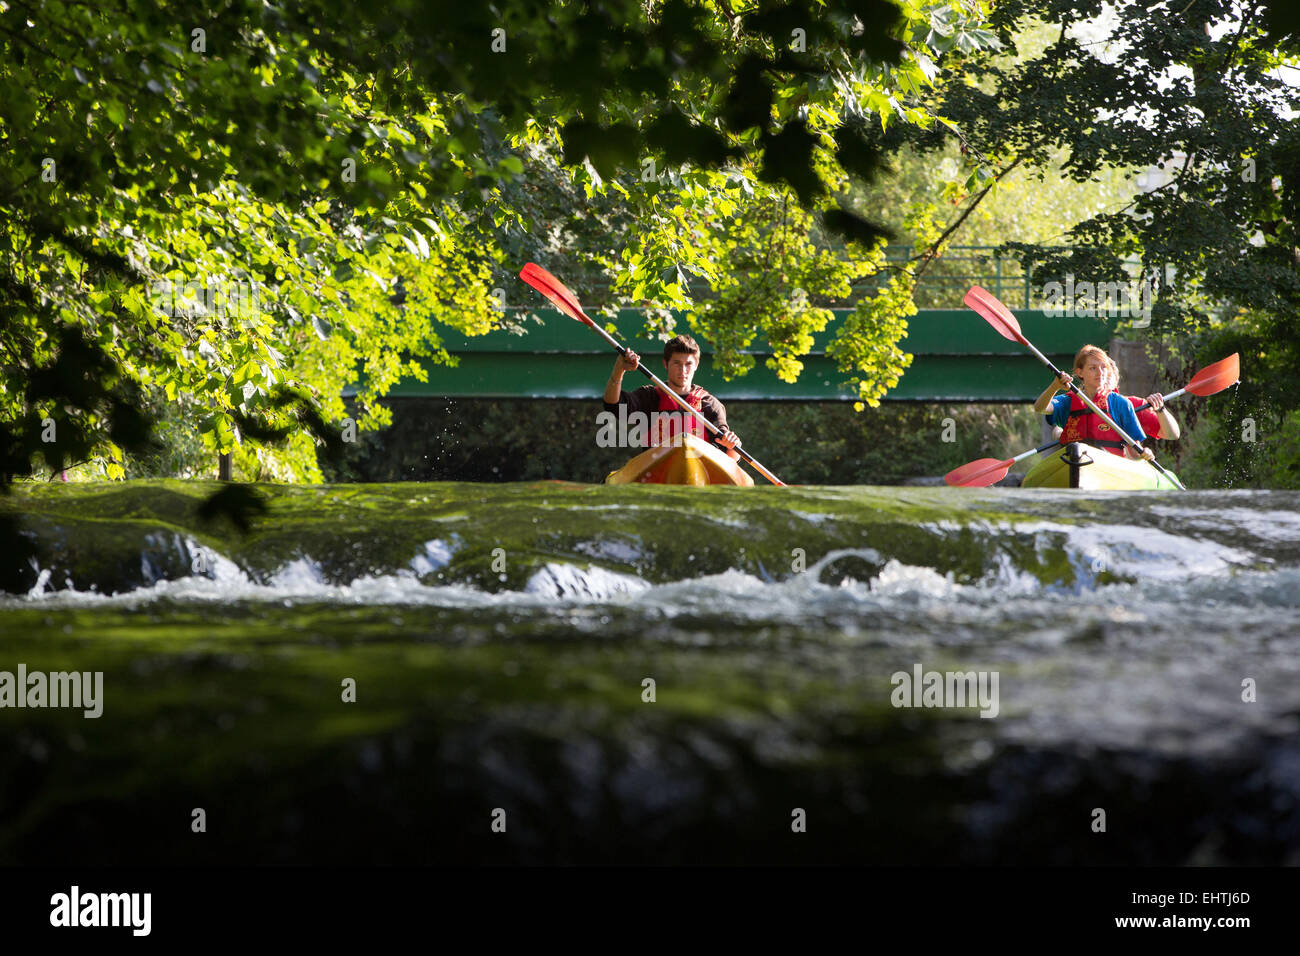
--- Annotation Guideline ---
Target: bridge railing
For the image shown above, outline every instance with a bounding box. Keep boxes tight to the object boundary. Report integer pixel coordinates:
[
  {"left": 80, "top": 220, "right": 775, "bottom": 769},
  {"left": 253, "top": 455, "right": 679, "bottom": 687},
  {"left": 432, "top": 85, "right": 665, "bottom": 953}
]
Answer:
[{"left": 868, "top": 245, "right": 1050, "bottom": 311}]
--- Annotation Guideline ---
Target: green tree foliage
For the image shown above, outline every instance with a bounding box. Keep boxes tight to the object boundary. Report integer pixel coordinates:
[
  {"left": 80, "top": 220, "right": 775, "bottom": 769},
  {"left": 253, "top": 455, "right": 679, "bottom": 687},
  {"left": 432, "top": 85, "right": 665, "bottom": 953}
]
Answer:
[
  {"left": 1, "top": 0, "right": 1002, "bottom": 485},
  {"left": 873, "top": 0, "right": 1299, "bottom": 483}
]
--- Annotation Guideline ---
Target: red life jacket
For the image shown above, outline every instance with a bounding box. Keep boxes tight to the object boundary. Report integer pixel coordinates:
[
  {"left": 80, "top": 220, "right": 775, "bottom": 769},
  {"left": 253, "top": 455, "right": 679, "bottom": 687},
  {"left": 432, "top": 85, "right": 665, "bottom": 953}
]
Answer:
[
  {"left": 1059, "top": 391, "right": 1128, "bottom": 457},
  {"left": 649, "top": 385, "right": 708, "bottom": 445},
  {"left": 1128, "top": 395, "right": 1163, "bottom": 439}
]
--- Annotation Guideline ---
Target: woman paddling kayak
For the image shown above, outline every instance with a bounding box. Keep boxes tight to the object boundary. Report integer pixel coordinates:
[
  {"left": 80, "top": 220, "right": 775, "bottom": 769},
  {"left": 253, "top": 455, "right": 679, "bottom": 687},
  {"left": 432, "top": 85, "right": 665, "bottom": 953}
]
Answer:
[{"left": 1033, "top": 345, "right": 1179, "bottom": 461}]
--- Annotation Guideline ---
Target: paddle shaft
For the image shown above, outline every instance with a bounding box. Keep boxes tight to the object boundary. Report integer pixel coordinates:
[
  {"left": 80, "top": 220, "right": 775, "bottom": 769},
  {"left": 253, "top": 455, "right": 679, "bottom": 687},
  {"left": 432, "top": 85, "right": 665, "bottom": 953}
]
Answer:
[
  {"left": 1030, "top": 340, "right": 1185, "bottom": 489},
  {"left": 596, "top": 327, "right": 787, "bottom": 487},
  {"left": 1019, "top": 439, "right": 1062, "bottom": 463},
  {"left": 1132, "top": 386, "right": 1184, "bottom": 414}
]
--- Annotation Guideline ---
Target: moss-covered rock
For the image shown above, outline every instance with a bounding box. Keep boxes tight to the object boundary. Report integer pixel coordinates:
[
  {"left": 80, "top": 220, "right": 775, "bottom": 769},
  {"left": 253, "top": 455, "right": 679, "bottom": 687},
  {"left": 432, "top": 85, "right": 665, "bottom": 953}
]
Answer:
[{"left": 0, "top": 479, "right": 1131, "bottom": 596}]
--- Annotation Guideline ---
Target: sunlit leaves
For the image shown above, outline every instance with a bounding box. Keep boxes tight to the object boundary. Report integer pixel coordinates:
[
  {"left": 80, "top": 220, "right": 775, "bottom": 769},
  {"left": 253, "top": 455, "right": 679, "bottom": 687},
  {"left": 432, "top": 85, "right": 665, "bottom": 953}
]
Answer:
[
  {"left": 0, "top": 0, "right": 1004, "bottom": 484},
  {"left": 827, "top": 270, "right": 916, "bottom": 408}
]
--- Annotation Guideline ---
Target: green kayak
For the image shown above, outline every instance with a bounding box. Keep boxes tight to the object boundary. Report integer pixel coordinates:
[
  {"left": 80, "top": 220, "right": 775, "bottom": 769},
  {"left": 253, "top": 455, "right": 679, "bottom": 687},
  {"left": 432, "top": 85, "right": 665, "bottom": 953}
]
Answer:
[{"left": 1022, "top": 442, "right": 1182, "bottom": 490}]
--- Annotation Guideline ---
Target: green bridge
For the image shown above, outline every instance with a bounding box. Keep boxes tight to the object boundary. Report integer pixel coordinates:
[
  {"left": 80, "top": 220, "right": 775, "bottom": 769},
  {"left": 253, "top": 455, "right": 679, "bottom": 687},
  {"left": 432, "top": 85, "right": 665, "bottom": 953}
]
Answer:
[
  {"left": 382, "top": 306, "right": 1119, "bottom": 403},
  {"left": 375, "top": 249, "right": 1131, "bottom": 403}
]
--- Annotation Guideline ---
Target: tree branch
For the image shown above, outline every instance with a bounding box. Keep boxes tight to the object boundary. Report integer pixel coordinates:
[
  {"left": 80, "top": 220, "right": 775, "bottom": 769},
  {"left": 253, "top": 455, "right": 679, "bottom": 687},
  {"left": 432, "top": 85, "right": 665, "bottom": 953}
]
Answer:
[{"left": 914, "top": 154, "right": 1025, "bottom": 282}]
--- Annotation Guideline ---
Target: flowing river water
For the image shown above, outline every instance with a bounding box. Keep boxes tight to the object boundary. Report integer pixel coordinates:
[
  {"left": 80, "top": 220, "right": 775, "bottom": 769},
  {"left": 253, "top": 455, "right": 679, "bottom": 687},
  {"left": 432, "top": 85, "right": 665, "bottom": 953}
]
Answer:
[{"left": 2, "top": 480, "right": 1298, "bottom": 864}]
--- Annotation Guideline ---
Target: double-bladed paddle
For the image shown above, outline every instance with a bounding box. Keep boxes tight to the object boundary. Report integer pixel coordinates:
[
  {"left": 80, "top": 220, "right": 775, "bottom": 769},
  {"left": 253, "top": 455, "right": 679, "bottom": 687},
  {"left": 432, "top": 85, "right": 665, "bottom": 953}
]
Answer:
[
  {"left": 957, "top": 285, "right": 1185, "bottom": 489},
  {"left": 519, "top": 262, "right": 786, "bottom": 487}
]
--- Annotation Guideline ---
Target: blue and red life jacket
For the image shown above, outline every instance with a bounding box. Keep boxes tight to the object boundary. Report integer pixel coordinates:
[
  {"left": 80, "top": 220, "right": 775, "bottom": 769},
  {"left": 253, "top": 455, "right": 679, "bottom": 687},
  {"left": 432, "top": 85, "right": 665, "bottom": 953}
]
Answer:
[{"left": 1059, "top": 391, "right": 1128, "bottom": 457}]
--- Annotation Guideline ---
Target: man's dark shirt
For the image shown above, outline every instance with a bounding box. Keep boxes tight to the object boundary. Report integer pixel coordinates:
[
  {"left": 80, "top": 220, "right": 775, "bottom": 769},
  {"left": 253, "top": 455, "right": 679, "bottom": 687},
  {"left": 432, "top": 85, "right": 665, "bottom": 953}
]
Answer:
[{"left": 604, "top": 385, "right": 729, "bottom": 449}]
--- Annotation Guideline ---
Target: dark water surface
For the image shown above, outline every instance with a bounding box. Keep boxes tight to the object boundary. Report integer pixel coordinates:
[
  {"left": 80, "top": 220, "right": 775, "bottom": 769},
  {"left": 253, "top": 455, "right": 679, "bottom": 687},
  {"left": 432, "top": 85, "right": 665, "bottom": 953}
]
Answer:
[{"left": 2, "top": 481, "right": 1298, "bottom": 864}]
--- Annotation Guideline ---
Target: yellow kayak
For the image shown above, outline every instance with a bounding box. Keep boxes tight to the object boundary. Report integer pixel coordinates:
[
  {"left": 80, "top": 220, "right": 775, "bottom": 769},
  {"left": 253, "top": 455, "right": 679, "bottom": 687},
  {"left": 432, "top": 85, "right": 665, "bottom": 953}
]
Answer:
[
  {"left": 1021, "top": 441, "right": 1181, "bottom": 490},
  {"left": 605, "top": 433, "right": 754, "bottom": 486}
]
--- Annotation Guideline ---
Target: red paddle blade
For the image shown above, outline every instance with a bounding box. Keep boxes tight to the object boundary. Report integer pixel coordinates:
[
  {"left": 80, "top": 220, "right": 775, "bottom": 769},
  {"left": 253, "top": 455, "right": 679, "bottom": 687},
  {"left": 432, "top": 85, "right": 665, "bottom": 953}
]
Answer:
[
  {"left": 944, "top": 456, "right": 1014, "bottom": 487},
  {"left": 519, "top": 263, "right": 593, "bottom": 326},
  {"left": 964, "top": 286, "right": 1026, "bottom": 344},
  {"left": 1185, "top": 352, "right": 1240, "bottom": 396}
]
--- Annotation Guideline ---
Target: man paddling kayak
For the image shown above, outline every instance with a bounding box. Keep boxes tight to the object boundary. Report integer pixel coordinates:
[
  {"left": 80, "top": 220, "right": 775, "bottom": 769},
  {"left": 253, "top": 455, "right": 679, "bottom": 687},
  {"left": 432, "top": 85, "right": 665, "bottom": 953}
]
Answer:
[
  {"left": 603, "top": 334, "right": 742, "bottom": 459},
  {"left": 1034, "top": 345, "right": 1178, "bottom": 461}
]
